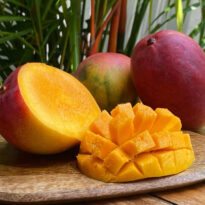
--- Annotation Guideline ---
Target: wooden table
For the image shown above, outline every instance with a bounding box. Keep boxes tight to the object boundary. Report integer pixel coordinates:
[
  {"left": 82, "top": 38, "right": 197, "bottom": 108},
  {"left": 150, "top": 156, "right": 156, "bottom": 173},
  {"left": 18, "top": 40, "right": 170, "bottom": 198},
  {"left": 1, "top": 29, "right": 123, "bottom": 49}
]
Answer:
[
  {"left": 0, "top": 183, "right": 204, "bottom": 205},
  {"left": 76, "top": 182, "right": 205, "bottom": 205}
]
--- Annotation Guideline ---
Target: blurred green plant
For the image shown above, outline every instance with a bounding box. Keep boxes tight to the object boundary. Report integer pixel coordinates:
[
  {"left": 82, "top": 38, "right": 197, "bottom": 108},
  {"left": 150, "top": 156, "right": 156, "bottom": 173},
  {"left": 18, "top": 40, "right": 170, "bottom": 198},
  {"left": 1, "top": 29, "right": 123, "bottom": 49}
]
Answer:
[{"left": 0, "top": 0, "right": 202, "bottom": 81}]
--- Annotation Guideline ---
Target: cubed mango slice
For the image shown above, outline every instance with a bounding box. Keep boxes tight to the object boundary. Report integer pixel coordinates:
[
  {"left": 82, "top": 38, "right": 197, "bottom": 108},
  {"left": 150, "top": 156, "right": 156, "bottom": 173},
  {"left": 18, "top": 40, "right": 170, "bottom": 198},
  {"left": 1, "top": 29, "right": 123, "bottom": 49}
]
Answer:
[{"left": 77, "top": 103, "right": 195, "bottom": 183}]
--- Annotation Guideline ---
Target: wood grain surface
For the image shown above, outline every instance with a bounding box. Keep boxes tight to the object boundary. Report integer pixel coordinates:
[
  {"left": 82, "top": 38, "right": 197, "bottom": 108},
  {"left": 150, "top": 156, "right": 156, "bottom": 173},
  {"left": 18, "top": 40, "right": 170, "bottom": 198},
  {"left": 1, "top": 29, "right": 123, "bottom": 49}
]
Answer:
[
  {"left": 0, "top": 131, "right": 204, "bottom": 204},
  {"left": 154, "top": 182, "right": 205, "bottom": 205}
]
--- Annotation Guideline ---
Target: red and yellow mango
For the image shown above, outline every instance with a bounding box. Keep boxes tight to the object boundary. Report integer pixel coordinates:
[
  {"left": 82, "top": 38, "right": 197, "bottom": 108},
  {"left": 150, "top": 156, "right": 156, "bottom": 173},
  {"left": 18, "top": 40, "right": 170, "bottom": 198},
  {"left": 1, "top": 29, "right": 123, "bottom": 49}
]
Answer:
[{"left": 0, "top": 63, "right": 100, "bottom": 154}]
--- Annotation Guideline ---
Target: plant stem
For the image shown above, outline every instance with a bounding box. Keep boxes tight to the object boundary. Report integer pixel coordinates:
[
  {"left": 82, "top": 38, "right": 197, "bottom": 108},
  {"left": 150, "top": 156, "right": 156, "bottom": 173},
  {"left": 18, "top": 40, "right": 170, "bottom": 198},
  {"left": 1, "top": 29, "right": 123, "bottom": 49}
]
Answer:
[
  {"left": 175, "top": 0, "right": 184, "bottom": 32},
  {"left": 184, "top": 0, "right": 191, "bottom": 20},
  {"left": 125, "top": 0, "right": 150, "bottom": 55},
  {"left": 91, "top": 0, "right": 96, "bottom": 46},
  {"left": 117, "top": 0, "right": 127, "bottom": 52},
  {"left": 89, "top": 0, "right": 120, "bottom": 55},
  {"left": 35, "top": 0, "right": 45, "bottom": 62},
  {"left": 81, "top": 0, "right": 86, "bottom": 30},
  {"left": 60, "top": 29, "right": 69, "bottom": 69},
  {"left": 70, "top": 0, "right": 81, "bottom": 72},
  {"left": 96, "top": 0, "right": 108, "bottom": 32},
  {"left": 108, "top": 0, "right": 121, "bottom": 52},
  {"left": 148, "top": 0, "right": 153, "bottom": 33},
  {"left": 199, "top": 0, "right": 205, "bottom": 46}
]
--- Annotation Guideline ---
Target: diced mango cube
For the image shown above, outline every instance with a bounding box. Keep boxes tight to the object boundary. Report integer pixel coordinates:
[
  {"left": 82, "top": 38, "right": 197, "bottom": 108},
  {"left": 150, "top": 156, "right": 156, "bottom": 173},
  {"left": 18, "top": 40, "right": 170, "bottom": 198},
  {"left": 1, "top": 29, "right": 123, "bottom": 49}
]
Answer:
[
  {"left": 104, "top": 148, "right": 129, "bottom": 175},
  {"left": 174, "top": 149, "right": 195, "bottom": 173},
  {"left": 110, "top": 114, "right": 134, "bottom": 145},
  {"left": 90, "top": 110, "right": 112, "bottom": 139},
  {"left": 170, "top": 132, "right": 193, "bottom": 149},
  {"left": 121, "top": 131, "right": 155, "bottom": 157},
  {"left": 150, "top": 108, "right": 182, "bottom": 133},
  {"left": 151, "top": 131, "right": 172, "bottom": 150},
  {"left": 77, "top": 154, "right": 114, "bottom": 182},
  {"left": 153, "top": 150, "right": 176, "bottom": 175},
  {"left": 115, "top": 162, "right": 144, "bottom": 182},
  {"left": 134, "top": 153, "right": 163, "bottom": 177},
  {"left": 111, "top": 103, "right": 135, "bottom": 118},
  {"left": 133, "top": 103, "right": 157, "bottom": 134},
  {"left": 80, "top": 131, "right": 117, "bottom": 159}
]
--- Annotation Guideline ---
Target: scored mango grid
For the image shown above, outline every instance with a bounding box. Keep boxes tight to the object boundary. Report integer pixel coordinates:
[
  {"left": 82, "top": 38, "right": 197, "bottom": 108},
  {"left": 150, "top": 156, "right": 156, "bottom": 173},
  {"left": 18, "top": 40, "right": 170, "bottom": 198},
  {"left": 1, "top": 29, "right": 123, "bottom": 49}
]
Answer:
[{"left": 77, "top": 103, "right": 194, "bottom": 182}]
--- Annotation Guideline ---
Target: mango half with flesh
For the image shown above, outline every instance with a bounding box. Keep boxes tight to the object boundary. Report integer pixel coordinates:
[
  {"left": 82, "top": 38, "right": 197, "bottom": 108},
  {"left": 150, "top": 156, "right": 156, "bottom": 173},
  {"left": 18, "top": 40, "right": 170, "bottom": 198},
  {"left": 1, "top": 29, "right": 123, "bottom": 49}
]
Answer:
[
  {"left": 77, "top": 103, "right": 195, "bottom": 182},
  {"left": 0, "top": 63, "right": 100, "bottom": 154}
]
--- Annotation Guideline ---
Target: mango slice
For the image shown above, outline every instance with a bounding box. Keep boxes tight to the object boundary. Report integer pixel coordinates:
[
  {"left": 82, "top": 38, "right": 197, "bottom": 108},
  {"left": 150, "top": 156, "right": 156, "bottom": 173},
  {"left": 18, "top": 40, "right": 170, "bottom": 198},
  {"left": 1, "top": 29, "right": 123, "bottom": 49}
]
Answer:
[{"left": 77, "top": 103, "right": 195, "bottom": 182}]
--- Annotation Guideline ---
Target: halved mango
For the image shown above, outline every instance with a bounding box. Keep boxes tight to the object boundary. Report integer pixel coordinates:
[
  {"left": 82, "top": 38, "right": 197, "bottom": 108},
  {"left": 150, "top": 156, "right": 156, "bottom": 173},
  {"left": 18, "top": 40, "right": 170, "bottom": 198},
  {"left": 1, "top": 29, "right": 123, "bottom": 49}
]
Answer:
[{"left": 0, "top": 63, "right": 100, "bottom": 154}]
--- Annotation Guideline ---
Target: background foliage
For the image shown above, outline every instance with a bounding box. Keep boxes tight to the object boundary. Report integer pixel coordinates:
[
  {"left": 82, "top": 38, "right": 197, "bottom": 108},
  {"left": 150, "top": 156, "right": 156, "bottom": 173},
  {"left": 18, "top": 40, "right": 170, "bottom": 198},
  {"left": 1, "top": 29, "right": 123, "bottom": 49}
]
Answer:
[{"left": 0, "top": 0, "right": 203, "bottom": 81}]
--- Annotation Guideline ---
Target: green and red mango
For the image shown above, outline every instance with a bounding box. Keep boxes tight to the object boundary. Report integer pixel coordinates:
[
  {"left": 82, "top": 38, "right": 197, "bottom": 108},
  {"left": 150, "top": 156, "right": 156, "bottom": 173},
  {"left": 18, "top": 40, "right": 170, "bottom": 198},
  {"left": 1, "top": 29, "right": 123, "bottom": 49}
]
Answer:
[{"left": 75, "top": 53, "right": 137, "bottom": 111}]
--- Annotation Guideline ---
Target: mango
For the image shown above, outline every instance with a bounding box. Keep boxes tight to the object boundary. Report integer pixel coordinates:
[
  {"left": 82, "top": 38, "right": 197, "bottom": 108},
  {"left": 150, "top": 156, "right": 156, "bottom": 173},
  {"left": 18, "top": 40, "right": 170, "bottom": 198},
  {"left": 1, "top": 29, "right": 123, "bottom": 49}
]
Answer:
[
  {"left": 0, "top": 63, "right": 100, "bottom": 154},
  {"left": 77, "top": 103, "right": 195, "bottom": 182},
  {"left": 131, "top": 30, "right": 205, "bottom": 133},
  {"left": 74, "top": 52, "right": 137, "bottom": 111}
]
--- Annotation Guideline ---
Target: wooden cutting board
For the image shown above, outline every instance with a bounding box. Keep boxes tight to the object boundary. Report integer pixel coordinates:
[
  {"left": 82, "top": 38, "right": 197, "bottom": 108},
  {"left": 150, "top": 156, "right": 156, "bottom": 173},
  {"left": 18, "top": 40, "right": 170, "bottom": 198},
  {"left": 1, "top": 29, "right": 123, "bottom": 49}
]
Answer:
[{"left": 0, "top": 131, "right": 205, "bottom": 204}]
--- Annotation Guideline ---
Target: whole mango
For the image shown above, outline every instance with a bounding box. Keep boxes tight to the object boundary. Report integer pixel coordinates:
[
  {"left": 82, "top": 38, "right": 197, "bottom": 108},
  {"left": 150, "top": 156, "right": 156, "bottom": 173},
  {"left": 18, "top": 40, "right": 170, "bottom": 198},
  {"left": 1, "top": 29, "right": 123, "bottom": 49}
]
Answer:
[
  {"left": 131, "top": 30, "right": 205, "bottom": 133},
  {"left": 74, "top": 53, "right": 137, "bottom": 111}
]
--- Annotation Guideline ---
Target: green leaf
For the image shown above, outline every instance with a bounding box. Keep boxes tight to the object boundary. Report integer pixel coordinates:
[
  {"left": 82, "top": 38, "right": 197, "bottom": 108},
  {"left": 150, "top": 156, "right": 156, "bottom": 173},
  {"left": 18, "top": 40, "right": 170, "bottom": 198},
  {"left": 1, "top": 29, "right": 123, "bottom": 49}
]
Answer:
[
  {"left": 151, "top": 2, "right": 200, "bottom": 34},
  {"left": 184, "top": 0, "right": 191, "bottom": 20},
  {"left": 150, "top": 2, "right": 175, "bottom": 27},
  {"left": 70, "top": 0, "right": 81, "bottom": 72},
  {"left": 125, "top": 0, "right": 150, "bottom": 55},
  {"left": 199, "top": 0, "right": 205, "bottom": 46},
  {"left": 0, "top": 16, "right": 29, "bottom": 22},
  {"left": 42, "top": 0, "right": 54, "bottom": 20},
  {"left": 3, "top": 0, "right": 29, "bottom": 9},
  {"left": 0, "top": 29, "right": 32, "bottom": 44},
  {"left": 148, "top": 0, "right": 153, "bottom": 33}
]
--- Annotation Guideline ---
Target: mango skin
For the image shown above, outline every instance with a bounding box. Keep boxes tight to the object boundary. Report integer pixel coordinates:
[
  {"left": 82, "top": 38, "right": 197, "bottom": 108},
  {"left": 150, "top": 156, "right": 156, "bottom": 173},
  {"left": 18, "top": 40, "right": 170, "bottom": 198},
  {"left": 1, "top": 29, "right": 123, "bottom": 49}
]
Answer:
[
  {"left": 0, "top": 63, "right": 100, "bottom": 154},
  {"left": 131, "top": 30, "right": 205, "bottom": 132},
  {"left": 74, "top": 53, "right": 137, "bottom": 111}
]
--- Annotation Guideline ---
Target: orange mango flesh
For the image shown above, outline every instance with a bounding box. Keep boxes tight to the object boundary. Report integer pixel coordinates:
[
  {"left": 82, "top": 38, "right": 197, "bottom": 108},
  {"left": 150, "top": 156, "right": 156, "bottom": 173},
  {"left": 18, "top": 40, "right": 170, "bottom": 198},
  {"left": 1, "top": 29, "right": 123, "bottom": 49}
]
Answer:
[
  {"left": 2, "top": 63, "right": 100, "bottom": 154},
  {"left": 77, "top": 103, "right": 195, "bottom": 182},
  {"left": 90, "top": 110, "right": 112, "bottom": 139}
]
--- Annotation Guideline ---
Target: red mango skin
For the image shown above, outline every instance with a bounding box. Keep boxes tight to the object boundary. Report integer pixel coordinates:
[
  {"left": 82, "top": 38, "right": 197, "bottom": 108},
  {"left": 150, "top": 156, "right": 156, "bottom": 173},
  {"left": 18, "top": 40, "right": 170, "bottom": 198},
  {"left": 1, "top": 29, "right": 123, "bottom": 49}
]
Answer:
[
  {"left": 0, "top": 68, "right": 26, "bottom": 147},
  {"left": 75, "top": 53, "right": 137, "bottom": 111},
  {"left": 131, "top": 30, "right": 205, "bottom": 132}
]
